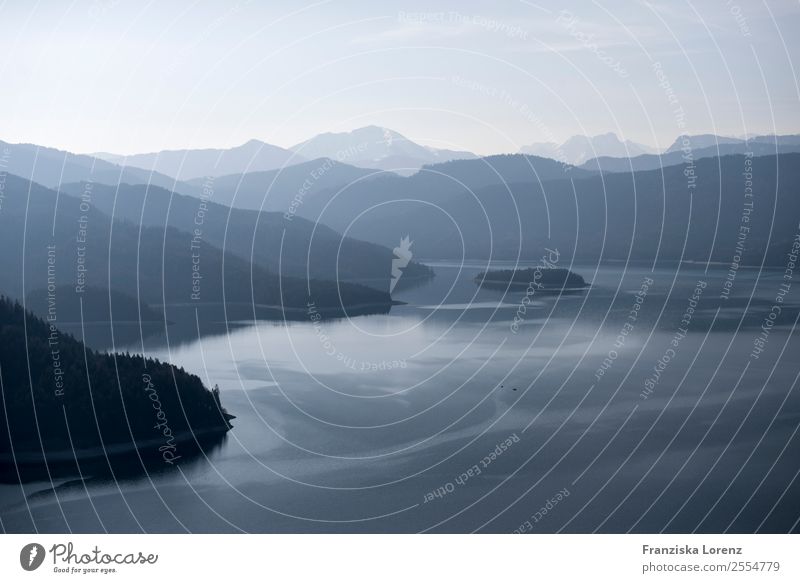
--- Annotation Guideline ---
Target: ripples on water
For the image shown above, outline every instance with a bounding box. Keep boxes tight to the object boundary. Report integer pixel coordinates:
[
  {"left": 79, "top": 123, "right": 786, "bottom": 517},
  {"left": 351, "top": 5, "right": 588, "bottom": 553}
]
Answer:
[{"left": 2, "top": 262, "right": 799, "bottom": 533}]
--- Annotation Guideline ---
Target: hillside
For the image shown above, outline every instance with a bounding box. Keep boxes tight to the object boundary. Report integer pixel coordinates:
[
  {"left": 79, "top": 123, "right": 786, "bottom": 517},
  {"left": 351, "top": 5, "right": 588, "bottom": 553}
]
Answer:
[
  {"left": 0, "top": 175, "right": 393, "bottom": 317},
  {"left": 59, "top": 180, "right": 433, "bottom": 289},
  {"left": 294, "top": 153, "right": 593, "bottom": 231},
  {"left": 0, "top": 139, "right": 180, "bottom": 191},
  {"left": 182, "top": 157, "right": 379, "bottom": 211},
  {"left": 343, "top": 154, "right": 800, "bottom": 266},
  {"left": 0, "top": 296, "right": 232, "bottom": 464}
]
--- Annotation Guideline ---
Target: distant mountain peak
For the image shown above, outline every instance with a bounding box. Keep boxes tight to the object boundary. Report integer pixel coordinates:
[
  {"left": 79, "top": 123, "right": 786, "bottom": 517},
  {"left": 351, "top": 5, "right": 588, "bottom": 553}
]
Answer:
[
  {"left": 239, "top": 138, "right": 268, "bottom": 148},
  {"left": 289, "top": 126, "right": 476, "bottom": 172},
  {"left": 521, "top": 133, "right": 654, "bottom": 165}
]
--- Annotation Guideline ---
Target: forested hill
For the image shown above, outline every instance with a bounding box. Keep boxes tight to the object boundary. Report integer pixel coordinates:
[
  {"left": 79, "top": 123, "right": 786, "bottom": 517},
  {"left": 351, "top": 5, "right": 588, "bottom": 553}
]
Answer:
[
  {"left": 0, "top": 296, "right": 232, "bottom": 462},
  {"left": 58, "top": 179, "right": 433, "bottom": 288},
  {"left": 344, "top": 153, "right": 800, "bottom": 265},
  {"left": 0, "top": 174, "right": 392, "bottom": 315}
]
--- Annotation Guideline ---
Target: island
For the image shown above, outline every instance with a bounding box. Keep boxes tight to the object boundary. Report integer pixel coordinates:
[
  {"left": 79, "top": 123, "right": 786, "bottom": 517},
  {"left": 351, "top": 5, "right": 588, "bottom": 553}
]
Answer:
[
  {"left": 475, "top": 267, "right": 589, "bottom": 291},
  {"left": 0, "top": 296, "right": 234, "bottom": 479}
]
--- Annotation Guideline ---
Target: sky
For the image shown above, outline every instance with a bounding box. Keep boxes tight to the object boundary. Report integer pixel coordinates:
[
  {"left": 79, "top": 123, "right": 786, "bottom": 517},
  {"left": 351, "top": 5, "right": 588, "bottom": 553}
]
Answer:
[{"left": 0, "top": 0, "right": 798, "bottom": 156}]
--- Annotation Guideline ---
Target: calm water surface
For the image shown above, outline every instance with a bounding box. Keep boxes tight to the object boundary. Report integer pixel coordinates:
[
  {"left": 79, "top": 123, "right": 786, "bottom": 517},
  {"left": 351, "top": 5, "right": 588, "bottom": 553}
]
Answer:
[{"left": 2, "top": 262, "right": 799, "bottom": 532}]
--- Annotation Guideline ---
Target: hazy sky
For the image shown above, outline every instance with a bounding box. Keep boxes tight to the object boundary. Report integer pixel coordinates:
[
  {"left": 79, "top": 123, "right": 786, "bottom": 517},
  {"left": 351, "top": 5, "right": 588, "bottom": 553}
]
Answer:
[{"left": 0, "top": 0, "right": 797, "bottom": 155}]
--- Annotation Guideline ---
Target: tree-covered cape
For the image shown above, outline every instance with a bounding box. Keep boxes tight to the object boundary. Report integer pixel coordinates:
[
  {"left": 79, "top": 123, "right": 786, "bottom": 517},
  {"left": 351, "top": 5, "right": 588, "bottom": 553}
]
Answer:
[{"left": 0, "top": 296, "right": 232, "bottom": 460}]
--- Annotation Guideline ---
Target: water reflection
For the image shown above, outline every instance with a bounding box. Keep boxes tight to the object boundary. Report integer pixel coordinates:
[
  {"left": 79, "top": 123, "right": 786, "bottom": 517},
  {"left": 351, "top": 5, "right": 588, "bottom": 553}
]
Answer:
[{"left": 2, "top": 432, "right": 229, "bottom": 486}]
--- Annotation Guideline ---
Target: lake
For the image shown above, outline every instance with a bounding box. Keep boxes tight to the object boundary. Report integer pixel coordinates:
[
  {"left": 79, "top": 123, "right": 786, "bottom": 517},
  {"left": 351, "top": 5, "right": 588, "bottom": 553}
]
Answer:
[{"left": 2, "top": 261, "right": 799, "bottom": 533}]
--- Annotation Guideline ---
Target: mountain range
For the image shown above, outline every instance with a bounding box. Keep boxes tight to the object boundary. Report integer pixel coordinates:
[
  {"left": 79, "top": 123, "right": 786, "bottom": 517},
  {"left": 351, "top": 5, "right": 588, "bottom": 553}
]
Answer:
[
  {"left": 6, "top": 130, "right": 798, "bottom": 203},
  {"left": 0, "top": 139, "right": 179, "bottom": 191},
  {"left": 290, "top": 154, "right": 594, "bottom": 234},
  {"left": 86, "top": 126, "right": 478, "bottom": 182},
  {"left": 182, "top": 157, "right": 379, "bottom": 211},
  {"left": 581, "top": 140, "right": 800, "bottom": 173},
  {"left": 289, "top": 125, "right": 477, "bottom": 174},
  {"left": 57, "top": 179, "right": 432, "bottom": 288},
  {"left": 0, "top": 174, "right": 396, "bottom": 322},
  {"left": 520, "top": 133, "right": 655, "bottom": 165},
  {"left": 3, "top": 132, "right": 799, "bottom": 281},
  {"left": 94, "top": 139, "right": 306, "bottom": 182},
  {"left": 292, "top": 153, "right": 800, "bottom": 268},
  {"left": 522, "top": 132, "right": 800, "bottom": 168}
]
